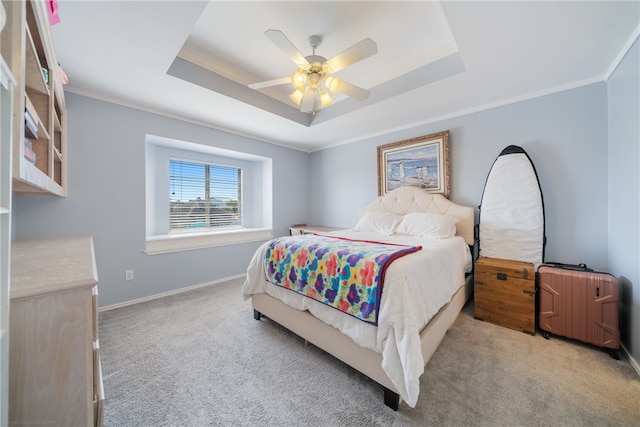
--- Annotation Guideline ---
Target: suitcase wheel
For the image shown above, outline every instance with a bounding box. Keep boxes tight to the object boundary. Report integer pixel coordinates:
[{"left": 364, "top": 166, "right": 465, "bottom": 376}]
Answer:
[
  {"left": 542, "top": 331, "right": 550, "bottom": 339},
  {"left": 609, "top": 349, "right": 620, "bottom": 360}
]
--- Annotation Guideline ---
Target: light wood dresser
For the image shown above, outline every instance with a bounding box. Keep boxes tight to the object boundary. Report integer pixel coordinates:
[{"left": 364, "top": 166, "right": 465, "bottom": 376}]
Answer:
[{"left": 9, "top": 236, "right": 103, "bottom": 427}]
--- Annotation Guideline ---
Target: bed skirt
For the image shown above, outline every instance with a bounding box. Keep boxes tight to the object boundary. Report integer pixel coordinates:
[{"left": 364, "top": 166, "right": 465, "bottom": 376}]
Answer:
[{"left": 251, "top": 273, "right": 473, "bottom": 410}]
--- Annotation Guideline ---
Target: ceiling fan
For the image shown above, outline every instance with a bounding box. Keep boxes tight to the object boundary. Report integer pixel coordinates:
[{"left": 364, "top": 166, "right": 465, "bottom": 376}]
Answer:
[{"left": 249, "top": 29, "right": 377, "bottom": 114}]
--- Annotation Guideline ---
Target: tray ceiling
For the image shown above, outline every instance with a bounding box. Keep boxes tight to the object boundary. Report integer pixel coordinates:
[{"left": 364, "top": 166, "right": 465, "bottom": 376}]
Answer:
[{"left": 51, "top": 1, "right": 639, "bottom": 151}]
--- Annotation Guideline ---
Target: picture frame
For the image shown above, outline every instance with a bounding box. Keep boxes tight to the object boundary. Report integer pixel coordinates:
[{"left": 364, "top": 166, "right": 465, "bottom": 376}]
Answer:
[{"left": 377, "top": 130, "right": 450, "bottom": 197}]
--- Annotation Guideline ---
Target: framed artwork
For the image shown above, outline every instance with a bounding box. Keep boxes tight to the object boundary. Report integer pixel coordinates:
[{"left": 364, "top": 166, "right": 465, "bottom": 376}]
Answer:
[{"left": 377, "top": 130, "right": 450, "bottom": 197}]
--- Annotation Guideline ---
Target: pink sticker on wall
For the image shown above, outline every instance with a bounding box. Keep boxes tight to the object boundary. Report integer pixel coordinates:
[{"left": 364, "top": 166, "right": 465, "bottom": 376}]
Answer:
[{"left": 47, "top": 0, "right": 60, "bottom": 25}]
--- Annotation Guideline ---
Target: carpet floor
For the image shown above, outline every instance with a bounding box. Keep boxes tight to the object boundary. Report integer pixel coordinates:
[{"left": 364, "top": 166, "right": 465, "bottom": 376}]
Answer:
[{"left": 99, "top": 278, "right": 640, "bottom": 426}]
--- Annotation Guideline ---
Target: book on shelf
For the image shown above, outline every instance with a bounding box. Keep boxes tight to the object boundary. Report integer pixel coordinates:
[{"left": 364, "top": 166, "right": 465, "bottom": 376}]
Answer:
[
  {"left": 41, "top": 67, "right": 49, "bottom": 86},
  {"left": 53, "top": 146, "right": 62, "bottom": 161},
  {"left": 24, "top": 109, "right": 38, "bottom": 140},
  {"left": 24, "top": 142, "right": 36, "bottom": 163}
]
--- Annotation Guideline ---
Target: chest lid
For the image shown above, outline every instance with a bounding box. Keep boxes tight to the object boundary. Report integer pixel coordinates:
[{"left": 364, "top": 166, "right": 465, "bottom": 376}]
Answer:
[{"left": 476, "top": 257, "right": 535, "bottom": 280}]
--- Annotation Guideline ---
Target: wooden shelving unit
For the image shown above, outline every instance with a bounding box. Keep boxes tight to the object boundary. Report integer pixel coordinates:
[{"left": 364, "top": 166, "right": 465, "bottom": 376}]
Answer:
[{"left": 5, "top": 0, "right": 67, "bottom": 196}]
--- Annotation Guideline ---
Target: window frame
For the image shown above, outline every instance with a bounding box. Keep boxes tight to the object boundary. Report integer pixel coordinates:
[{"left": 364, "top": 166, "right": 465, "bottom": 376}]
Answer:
[
  {"left": 145, "top": 135, "right": 273, "bottom": 255},
  {"left": 169, "top": 157, "right": 243, "bottom": 233}
]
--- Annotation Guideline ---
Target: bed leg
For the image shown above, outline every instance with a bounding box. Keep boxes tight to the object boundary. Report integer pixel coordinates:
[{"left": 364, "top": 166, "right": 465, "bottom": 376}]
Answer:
[
  {"left": 383, "top": 387, "right": 400, "bottom": 411},
  {"left": 253, "top": 309, "right": 261, "bottom": 320}
]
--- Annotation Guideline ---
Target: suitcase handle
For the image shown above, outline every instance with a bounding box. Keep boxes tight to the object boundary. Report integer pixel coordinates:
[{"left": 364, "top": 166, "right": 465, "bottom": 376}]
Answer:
[{"left": 541, "top": 262, "right": 593, "bottom": 272}]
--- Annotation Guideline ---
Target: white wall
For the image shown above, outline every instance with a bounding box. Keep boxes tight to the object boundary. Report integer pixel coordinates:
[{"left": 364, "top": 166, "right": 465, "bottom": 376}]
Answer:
[
  {"left": 13, "top": 94, "right": 310, "bottom": 307},
  {"left": 607, "top": 38, "right": 639, "bottom": 369}
]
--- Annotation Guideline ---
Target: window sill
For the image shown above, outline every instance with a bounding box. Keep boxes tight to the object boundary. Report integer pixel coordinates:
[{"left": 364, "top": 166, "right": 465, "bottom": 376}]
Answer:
[{"left": 145, "top": 228, "right": 273, "bottom": 255}]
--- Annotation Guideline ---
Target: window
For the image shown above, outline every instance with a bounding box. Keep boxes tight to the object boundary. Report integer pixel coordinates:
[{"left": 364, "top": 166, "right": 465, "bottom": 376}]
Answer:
[
  {"left": 145, "top": 135, "right": 273, "bottom": 255},
  {"left": 169, "top": 159, "right": 241, "bottom": 232}
]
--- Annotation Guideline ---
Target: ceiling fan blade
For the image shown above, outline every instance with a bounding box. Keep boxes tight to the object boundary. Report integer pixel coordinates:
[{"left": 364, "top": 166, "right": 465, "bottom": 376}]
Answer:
[
  {"left": 324, "top": 38, "right": 377, "bottom": 73},
  {"left": 338, "top": 80, "right": 370, "bottom": 101},
  {"left": 248, "top": 76, "right": 290, "bottom": 90},
  {"left": 265, "top": 29, "right": 309, "bottom": 66},
  {"left": 300, "top": 90, "right": 315, "bottom": 113}
]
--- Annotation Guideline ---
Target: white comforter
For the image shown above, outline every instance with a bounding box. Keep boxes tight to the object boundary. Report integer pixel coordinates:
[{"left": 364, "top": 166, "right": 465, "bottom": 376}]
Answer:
[{"left": 242, "top": 230, "right": 472, "bottom": 407}]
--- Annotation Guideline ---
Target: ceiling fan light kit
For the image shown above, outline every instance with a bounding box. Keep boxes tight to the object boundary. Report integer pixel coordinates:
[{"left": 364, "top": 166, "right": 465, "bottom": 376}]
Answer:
[{"left": 249, "top": 29, "right": 377, "bottom": 114}]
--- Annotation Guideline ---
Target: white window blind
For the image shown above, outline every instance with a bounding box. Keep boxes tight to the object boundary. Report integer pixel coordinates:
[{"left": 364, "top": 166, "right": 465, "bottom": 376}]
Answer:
[{"left": 169, "top": 159, "right": 242, "bottom": 231}]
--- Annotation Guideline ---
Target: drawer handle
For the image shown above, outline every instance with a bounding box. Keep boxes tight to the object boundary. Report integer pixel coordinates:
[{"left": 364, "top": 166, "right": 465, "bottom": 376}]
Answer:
[{"left": 497, "top": 273, "right": 507, "bottom": 281}]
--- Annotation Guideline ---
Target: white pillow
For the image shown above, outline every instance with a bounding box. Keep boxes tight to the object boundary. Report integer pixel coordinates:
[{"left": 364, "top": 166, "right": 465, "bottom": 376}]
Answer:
[
  {"left": 354, "top": 212, "right": 402, "bottom": 235},
  {"left": 396, "top": 212, "right": 459, "bottom": 239}
]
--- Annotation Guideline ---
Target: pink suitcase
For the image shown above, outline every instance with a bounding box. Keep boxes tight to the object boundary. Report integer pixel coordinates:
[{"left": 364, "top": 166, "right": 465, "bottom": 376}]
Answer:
[{"left": 538, "top": 263, "right": 620, "bottom": 359}]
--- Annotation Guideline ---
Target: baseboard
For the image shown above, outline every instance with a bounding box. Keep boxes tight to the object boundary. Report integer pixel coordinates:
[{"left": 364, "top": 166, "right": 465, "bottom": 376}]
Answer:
[
  {"left": 621, "top": 343, "right": 640, "bottom": 378},
  {"left": 99, "top": 273, "right": 246, "bottom": 312}
]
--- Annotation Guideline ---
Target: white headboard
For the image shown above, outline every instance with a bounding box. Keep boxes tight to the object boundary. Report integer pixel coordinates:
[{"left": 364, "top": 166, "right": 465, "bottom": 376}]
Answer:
[{"left": 359, "top": 186, "right": 475, "bottom": 246}]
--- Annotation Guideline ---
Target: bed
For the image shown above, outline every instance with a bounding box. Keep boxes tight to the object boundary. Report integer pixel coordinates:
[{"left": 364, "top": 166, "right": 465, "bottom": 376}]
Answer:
[{"left": 242, "top": 186, "right": 475, "bottom": 410}]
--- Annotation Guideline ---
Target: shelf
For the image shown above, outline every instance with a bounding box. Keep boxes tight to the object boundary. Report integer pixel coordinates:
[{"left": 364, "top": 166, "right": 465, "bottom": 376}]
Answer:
[
  {"left": 8, "top": 0, "right": 67, "bottom": 197},
  {"left": 53, "top": 106, "right": 61, "bottom": 132},
  {"left": 53, "top": 146, "right": 62, "bottom": 162},
  {"left": 24, "top": 95, "right": 50, "bottom": 141},
  {"left": 24, "top": 25, "right": 49, "bottom": 96},
  {"left": 13, "top": 157, "right": 64, "bottom": 196},
  {"left": 53, "top": 93, "right": 62, "bottom": 132}
]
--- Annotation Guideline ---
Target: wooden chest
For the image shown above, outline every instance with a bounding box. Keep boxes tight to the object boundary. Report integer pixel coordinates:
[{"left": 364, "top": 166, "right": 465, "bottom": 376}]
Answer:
[{"left": 474, "top": 257, "right": 536, "bottom": 335}]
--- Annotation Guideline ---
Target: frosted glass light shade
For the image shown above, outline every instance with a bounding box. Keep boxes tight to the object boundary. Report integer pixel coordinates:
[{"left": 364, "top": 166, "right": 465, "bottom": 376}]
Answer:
[
  {"left": 320, "top": 91, "right": 333, "bottom": 107},
  {"left": 308, "top": 72, "right": 321, "bottom": 89},
  {"left": 289, "top": 90, "right": 304, "bottom": 106},
  {"left": 324, "top": 76, "right": 341, "bottom": 94},
  {"left": 290, "top": 71, "right": 307, "bottom": 91}
]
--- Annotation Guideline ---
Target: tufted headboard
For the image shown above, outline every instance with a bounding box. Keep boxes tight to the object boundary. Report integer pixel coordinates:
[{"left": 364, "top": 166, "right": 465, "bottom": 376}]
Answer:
[{"left": 359, "top": 186, "right": 475, "bottom": 246}]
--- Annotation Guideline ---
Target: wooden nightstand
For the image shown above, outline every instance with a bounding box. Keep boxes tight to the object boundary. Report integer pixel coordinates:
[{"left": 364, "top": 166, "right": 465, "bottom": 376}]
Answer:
[
  {"left": 289, "top": 225, "right": 342, "bottom": 235},
  {"left": 474, "top": 257, "right": 536, "bottom": 335}
]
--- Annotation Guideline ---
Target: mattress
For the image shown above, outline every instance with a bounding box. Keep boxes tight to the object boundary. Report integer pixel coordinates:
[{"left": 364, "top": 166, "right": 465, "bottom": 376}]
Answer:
[{"left": 242, "top": 230, "right": 472, "bottom": 406}]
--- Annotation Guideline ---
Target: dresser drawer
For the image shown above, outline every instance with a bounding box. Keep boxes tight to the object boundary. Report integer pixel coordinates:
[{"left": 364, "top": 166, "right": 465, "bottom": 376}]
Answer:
[{"left": 93, "top": 341, "right": 104, "bottom": 427}]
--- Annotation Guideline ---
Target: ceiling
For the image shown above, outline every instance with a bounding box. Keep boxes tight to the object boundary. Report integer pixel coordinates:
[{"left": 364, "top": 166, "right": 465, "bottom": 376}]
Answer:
[{"left": 50, "top": 1, "right": 639, "bottom": 152}]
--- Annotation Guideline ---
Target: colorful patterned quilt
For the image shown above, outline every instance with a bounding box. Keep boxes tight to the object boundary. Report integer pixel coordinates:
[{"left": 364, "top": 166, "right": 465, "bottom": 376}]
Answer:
[{"left": 263, "top": 234, "right": 421, "bottom": 325}]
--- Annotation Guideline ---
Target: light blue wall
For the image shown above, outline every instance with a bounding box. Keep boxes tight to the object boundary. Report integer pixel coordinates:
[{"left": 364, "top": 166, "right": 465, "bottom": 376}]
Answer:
[
  {"left": 310, "top": 72, "right": 639, "bottom": 367},
  {"left": 310, "top": 83, "right": 610, "bottom": 270},
  {"left": 607, "top": 38, "right": 639, "bottom": 368},
  {"left": 13, "top": 93, "right": 310, "bottom": 307}
]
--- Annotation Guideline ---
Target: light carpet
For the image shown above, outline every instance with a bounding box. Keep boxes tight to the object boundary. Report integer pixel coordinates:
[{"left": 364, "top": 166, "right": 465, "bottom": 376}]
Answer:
[{"left": 99, "top": 278, "right": 640, "bottom": 426}]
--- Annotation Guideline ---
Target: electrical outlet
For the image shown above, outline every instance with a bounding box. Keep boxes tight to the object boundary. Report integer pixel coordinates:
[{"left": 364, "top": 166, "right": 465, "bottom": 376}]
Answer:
[{"left": 125, "top": 270, "right": 134, "bottom": 281}]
